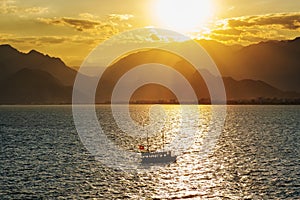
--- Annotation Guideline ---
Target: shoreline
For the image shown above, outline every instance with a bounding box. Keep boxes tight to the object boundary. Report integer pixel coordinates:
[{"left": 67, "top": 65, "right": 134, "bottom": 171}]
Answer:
[{"left": 1, "top": 103, "right": 300, "bottom": 106}]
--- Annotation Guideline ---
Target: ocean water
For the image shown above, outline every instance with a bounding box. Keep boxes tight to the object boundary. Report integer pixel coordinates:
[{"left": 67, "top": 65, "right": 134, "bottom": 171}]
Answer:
[{"left": 0, "top": 105, "right": 299, "bottom": 199}]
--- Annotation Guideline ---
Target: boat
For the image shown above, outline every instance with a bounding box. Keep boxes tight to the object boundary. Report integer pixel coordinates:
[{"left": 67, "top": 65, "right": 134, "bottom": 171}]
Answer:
[
  {"left": 139, "top": 124, "right": 177, "bottom": 165},
  {"left": 141, "top": 150, "right": 176, "bottom": 164}
]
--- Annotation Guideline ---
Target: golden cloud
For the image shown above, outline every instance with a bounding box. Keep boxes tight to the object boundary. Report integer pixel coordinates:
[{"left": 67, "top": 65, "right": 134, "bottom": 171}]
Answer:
[
  {"left": 226, "top": 12, "right": 300, "bottom": 30},
  {"left": 210, "top": 12, "right": 300, "bottom": 44},
  {"left": 109, "top": 14, "right": 134, "bottom": 21},
  {"left": 0, "top": 35, "right": 65, "bottom": 45},
  {"left": 38, "top": 17, "right": 100, "bottom": 31},
  {"left": 0, "top": 34, "right": 102, "bottom": 46},
  {"left": 38, "top": 13, "right": 134, "bottom": 36},
  {"left": 0, "top": 0, "right": 48, "bottom": 15}
]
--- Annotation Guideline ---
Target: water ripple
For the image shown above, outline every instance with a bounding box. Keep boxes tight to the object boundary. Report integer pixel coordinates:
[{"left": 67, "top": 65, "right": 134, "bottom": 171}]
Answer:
[{"left": 0, "top": 105, "right": 299, "bottom": 199}]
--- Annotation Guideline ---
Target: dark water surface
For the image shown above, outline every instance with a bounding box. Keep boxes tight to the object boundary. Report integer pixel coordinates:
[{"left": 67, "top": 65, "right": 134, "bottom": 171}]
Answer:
[{"left": 1, "top": 105, "right": 299, "bottom": 199}]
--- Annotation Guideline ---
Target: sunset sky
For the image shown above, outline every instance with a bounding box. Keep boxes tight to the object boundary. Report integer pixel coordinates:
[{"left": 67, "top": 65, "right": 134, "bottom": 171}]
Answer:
[{"left": 1, "top": 0, "right": 299, "bottom": 66}]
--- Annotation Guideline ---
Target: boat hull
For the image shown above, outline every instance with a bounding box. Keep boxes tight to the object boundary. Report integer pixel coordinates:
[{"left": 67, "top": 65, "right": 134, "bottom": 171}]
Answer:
[{"left": 141, "top": 151, "right": 176, "bottom": 165}]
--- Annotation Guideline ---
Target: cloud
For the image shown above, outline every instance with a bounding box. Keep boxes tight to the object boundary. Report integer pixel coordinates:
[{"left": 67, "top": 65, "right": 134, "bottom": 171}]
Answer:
[
  {"left": 150, "top": 33, "right": 160, "bottom": 41},
  {"left": 109, "top": 14, "right": 134, "bottom": 21},
  {"left": 211, "top": 28, "right": 245, "bottom": 36},
  {"left": 79, "top": 12, "right": 99, "bottom": 20},
  {"left": 38, "top": 17, "right": 119, "bottom": 37},
  {"left": 24, "top": 7, "right": 48, "bottom": 15},
  {"left": 0, "top": 0, "right": 48, "bottom": 15},
  {"left": 209, "top": 12, "right": 300, "bottom": 44},
  {"left": 0, "top": 33, "right": 103, "bottom": 66},
  {"left": 0, "top": 0, "right": 16, "bottom": 14},
  {"left": 38, "top": 13, "right": 134, "bottom": 37},
  {"left": 0, "top": 33, "right": 103, "bottom": 49},
  {"left": 226, "top": 12, "right": 300, "bottom": 30},
  {"left": 38, "top": 17, "right": 100, "bottom": 31},
  {"left": 0, "top": 35, "right": 66, "bottom": 45}
]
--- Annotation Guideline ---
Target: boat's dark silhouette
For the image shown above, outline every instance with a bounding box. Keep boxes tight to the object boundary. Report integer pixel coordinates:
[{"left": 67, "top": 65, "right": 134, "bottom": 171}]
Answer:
[
  {"left": 141, "top": 151, "right": 176, "bottom": 164},
  {"left": 140, "top": 123, "right": 177, "bottom": 165}
]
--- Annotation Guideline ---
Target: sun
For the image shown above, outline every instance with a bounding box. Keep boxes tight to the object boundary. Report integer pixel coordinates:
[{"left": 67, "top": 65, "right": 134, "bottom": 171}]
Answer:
[{"left": 153, "top": 0, "right": 214, "bottom": 32}]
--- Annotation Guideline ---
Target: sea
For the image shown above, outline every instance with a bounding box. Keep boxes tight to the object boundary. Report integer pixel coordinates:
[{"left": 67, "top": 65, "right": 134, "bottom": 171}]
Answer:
[{"left": 0, "top": 105, "right": 299, "bottom": 199}]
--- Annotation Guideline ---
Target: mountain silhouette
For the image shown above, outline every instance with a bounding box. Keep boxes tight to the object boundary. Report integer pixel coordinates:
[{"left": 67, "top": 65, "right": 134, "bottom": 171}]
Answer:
[
  {"left": 0, "top": 42, "right": 299, "bottom": 104},
  {"left": 0, "top": 44, "right": 77, "bottom": 86},
  {"left": 96, "top": 49, "right": 210, "bottom": 103},
  {"left": 0, "top": 68, "right": 72, "bottom": 104},
  {"left": 97, "top": 48, "right": 299, "bottom": 104},
  {"left": 197, "top": 37, "right": 300, "bottom": 92}
]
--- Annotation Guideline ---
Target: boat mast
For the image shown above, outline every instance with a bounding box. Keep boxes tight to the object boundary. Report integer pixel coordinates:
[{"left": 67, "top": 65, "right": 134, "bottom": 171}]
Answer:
[
  {"left": 144, "top": 121, "right": 149, "bottom": 152},
  {"left": 162, "top": 130, "right": 165, "bottom": 151},
  {"left": 146, "top": 127, "right": 149, "bottom": 152}
]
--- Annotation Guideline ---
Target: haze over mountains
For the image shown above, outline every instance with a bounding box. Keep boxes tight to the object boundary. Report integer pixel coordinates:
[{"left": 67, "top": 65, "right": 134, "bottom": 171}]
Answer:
[
  {"left": 198, "top": 38, "right": 300, "bottom": 92},
  {"left": 0, "top": 37, "right": 299, "bottom": 104}
]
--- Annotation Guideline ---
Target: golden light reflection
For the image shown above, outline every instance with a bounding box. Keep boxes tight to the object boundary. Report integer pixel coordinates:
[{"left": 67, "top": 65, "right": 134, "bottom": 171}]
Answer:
[{"left": 153, "top": 0, "right": 214, "bottom": 33}]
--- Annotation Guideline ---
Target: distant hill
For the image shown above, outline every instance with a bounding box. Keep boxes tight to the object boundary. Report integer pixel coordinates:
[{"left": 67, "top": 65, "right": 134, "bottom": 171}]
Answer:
[
  {"left": 0, "top": 68, "right": 72, "bottom": 104},
  {"left": 96, "top": 49, "right": 210, "bottom": 103},
  {"left": 197, "top": 37, "right": 300, "bottom": 92},
  {"left": 0, "top": 44, "right": 77, "bottom": 86},
  {"left": 0, "top": 43, "right": 299, "bottom": 104},
  {"left": 97, "top": 49, "right": 300, "bottom": 104}
]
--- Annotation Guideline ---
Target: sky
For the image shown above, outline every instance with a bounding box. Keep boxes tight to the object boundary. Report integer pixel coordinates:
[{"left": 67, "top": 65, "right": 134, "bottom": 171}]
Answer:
[{"left": 0, "top": 0, "right": 299, "bottom": 66}]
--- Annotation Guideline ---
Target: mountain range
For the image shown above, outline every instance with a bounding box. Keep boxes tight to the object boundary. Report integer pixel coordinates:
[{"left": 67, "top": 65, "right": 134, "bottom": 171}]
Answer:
[
  {"left": 197, "top": 38, "right": 300, "bottom": 92},
  {"left": 97, "top": 47, "right": 299, "bottom": 104},
  {"left": 0, "top": 38, "right": 299, "bottom": 104}
]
